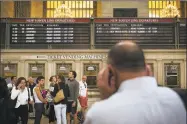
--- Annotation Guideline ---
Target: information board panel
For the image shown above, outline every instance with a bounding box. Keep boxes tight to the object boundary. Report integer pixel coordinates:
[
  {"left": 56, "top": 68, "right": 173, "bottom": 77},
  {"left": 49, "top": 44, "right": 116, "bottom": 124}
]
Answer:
[
  {"left": 9, "top": 18, "right": 90, "bottom": 44},
  {"left": 179, "top": 18, "right": 187, "bottom": 45},
  {"left": 94, "top": 18, "right": 175, "bottom": 46},
  {"left": 0, "top": 20, "right": 6, "bottom": 48}
]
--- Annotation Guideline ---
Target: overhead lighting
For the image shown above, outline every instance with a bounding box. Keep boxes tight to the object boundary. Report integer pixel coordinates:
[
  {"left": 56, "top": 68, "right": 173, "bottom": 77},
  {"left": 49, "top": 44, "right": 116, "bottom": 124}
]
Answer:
[
  {"left": 4, "top": 66, "right": 10, "bottom": 71},
  {"left": 161, "top": 2, "right": 180, "bottom": 18},
  {"left": 32, "top": 66, "right": 38, "bottom": 71},
  {"left": 54, "top": 4, "right": 73, "bottom": 18},
  {"left": 87, "top": 66, "right": 94, "bottom": 71},
  {"left": 60, "top": 66, "right": 66, "bottom": 71}
]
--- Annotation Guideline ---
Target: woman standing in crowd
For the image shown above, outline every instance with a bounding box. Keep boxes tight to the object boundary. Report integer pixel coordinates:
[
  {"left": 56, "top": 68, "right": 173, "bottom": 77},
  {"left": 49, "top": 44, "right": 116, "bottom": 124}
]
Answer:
[
  {"left": 33, "top": 76, "right": 47, "bottom": 124},
  {"left": 11, "top": 77, "right": 33, "bottom": 124},
  {"left": 51, "top": 75, "right": 70, "bottom": 124},
  {"left": 48, "top": 76, "right": 57, "bottom": 124}
]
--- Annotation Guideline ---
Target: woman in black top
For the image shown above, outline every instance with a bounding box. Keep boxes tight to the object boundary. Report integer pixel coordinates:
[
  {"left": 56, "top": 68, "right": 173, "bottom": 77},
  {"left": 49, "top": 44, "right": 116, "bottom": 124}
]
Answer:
[
  {"left": 0, "top": 77, "right": 10, "bottom": 124},
  {"left": 51, "top": 75, "right": 70, "bottom": 124}
]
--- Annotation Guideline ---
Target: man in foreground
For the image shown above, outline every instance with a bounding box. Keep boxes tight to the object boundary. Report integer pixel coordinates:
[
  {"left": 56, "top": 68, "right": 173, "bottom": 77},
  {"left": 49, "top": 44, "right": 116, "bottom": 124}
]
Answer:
[{"left": 84, "top": 41, "right": 186, "bottom": 124}]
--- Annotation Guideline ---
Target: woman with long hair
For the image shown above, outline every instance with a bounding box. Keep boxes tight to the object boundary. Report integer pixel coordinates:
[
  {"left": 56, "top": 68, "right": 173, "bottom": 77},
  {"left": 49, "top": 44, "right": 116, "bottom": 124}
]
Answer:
[
  {"left": 11, "top": 77, "right": 33, "bottom": 124},
  {"left": 48, "top": 76, "right": 57, "bottom": 124},
  {"left": 51, "top": 75, "right": 70, "bottom": 124}
]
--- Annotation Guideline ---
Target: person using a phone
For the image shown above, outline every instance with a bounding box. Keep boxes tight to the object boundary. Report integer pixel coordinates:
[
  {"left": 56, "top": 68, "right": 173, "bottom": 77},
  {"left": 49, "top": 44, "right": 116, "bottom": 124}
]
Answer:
[
  {"left": 11, "top": 77, "right": 33, "bottom": 124},
  {"left": 84, "top": 41, "right": 186, "bottom": 124}
]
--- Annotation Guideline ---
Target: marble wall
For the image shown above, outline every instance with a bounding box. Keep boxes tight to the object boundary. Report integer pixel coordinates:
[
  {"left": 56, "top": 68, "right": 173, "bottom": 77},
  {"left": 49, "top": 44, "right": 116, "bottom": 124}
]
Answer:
[
  {"left": 1, "top": 49, "right": 186, "bottom": 108},
  {"left": 1, "top": 1, "right": 148, "bottom": 18},
  {"left": 1, "top": 49, "right": 186, "bottom": 89}
]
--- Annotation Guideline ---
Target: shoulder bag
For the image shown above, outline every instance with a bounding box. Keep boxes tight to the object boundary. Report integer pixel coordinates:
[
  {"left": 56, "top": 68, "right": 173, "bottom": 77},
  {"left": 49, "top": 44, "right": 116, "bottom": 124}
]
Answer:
[
  {"left": 54, "top": 84, "right": 65, "bottom": 103},
  {"left": 27, "top": 88, "right": 33, "bottom": 113}
]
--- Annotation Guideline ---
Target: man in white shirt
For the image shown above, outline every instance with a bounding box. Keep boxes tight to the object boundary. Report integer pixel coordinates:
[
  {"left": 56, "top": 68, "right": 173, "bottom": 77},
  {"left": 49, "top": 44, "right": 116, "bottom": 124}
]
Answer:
[
  {"left": 84, "top": 41, "right": 186, "bottom": 124},
  {"left": 79, "top": 75, "right": 88, "bottom": 118}
]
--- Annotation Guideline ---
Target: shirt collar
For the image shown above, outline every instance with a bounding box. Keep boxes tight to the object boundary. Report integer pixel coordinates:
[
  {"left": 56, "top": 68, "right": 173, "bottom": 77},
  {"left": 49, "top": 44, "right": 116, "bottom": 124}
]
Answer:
[{"left": 118, "top": 76, "right": 157, "bottom": 92}]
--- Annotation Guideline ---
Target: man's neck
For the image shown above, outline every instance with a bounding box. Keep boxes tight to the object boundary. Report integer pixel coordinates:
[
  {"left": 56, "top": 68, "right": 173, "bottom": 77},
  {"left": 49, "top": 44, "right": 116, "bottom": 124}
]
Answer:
[{"left": 118, "top": 71, "right": 146, "bottom": 88}]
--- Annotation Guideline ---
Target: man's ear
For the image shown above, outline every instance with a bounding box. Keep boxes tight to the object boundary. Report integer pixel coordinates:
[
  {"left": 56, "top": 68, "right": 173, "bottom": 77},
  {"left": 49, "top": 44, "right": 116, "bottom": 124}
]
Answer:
[
  {"left": 107, "top": 64, "right": 115, "bottom": 77},
  {"left": 145, "top": 64, "right": 153, "bottom": 76}
]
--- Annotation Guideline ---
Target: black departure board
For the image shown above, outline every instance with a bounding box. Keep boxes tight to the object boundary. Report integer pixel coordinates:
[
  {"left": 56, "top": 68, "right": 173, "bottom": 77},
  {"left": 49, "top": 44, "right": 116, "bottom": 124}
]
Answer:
[
  {"left": 179, "top": 18, "right": 187, "bottom": 45},
  {"left": 94, "top": 18, "right": 175, "bottom": 45},
  {"left": 0, "top": 20, "right": 6, "bottom": 48},
  {"left": 9, "top": 18, "right": 90, "bottom": 44}
]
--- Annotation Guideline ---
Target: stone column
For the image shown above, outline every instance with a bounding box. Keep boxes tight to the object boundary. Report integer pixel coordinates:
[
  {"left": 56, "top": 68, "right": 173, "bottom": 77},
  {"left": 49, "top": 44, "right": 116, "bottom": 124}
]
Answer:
[
  {"left": 185, "top": 59, "right": 186, "bottom": 89},
  {"left": 1, "top": 2, "right": 14, "bottom": 17},
  {"left": 181, "top": 59, "right": 186, "bottom": 89},
  {"left": 157, "top": 59, "right": 163, "bottom": 86},
  {"left": 31, "top": 1, "right": 43, "bottom": 18},
  {"left": 46, "top": 60, "right": 53, "bottom": 89},
  {"left": 18, "top": 60, "right": 25, "bottom": 77},
  {"left": 102, "top": 59, "right": 107, "bottom": 69},
  {"left": 75, "top": 59, "right": 81, "bottom": 81}
]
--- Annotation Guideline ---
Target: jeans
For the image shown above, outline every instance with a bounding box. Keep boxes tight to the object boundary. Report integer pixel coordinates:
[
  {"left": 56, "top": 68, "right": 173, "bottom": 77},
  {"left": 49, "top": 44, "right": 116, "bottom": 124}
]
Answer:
[
  {"left": 54, "top": 104, "right": 67, "bottom": 124},
  {"left": 34, "top": 103, "right": 44, "bottom": 124}
]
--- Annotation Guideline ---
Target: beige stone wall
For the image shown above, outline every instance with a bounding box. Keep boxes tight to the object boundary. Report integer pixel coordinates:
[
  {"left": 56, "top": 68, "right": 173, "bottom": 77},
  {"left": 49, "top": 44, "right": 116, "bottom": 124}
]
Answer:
[
  {"left": 1, "top": 1, "right": 14, "bottom": 17},
  {"left": 31, "top": 1, "right": 43, "bottom": 18},
  {"left": 0, "top": 1, "right": 149, "bottom": 18},
  {"left": 101, "top": 0, "right": 149, "bottom": 17},
  {"left": 1, "top": 49, "right": 186, "bottom": 89}
]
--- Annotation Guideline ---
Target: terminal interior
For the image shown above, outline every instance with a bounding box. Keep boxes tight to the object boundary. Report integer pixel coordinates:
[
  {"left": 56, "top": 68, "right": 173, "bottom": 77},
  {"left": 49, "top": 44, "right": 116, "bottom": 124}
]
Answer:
[{"left": 0, "top": 0, "right": 187, "bottom": 109}]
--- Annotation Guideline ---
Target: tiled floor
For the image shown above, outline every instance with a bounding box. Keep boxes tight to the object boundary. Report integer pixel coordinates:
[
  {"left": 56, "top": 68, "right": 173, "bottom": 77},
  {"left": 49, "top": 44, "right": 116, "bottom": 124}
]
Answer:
[{"left": 28, "top": 117, "right": 49, "bottom": 124}]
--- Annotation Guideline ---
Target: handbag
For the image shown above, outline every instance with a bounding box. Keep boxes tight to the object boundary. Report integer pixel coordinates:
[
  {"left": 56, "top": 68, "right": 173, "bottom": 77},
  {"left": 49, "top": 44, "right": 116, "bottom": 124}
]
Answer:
[
  {"left": 27, "top": 88, "right": 33, "bottom": 113},
  {"left": 54, "top": 84, "right": 65, "bottom": 103}
]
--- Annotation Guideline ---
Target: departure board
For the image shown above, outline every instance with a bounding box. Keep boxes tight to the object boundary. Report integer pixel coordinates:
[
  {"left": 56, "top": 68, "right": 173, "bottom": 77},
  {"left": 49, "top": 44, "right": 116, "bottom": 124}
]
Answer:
[
  {"left": 94, "top": 18, "right": 175, "bottom": 45},
  {"left": 179, "top": 18, "right": 187, "bottom": 45},
  {"left": 0, "top": 19, "right": 6, "bottom": 48},
  {"left": 9, "top": 18, "right": 90, "bottom": 44}
]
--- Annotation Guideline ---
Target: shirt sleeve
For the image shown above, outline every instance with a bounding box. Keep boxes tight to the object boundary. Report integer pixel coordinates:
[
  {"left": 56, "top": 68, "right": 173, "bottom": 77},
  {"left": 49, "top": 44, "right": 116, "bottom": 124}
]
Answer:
[
  {"left": 74, "top": 81, "right": 79, "bottom": 101},
  {"left": 11, "top": 87, "right": 21, "bottom": 100}
]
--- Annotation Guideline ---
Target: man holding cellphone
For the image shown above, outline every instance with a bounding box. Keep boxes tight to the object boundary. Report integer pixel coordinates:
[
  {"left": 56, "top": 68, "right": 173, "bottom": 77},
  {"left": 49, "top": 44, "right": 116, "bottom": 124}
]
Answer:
[{"left": 84, "top": 41, "right": 186, "bottom": 124}]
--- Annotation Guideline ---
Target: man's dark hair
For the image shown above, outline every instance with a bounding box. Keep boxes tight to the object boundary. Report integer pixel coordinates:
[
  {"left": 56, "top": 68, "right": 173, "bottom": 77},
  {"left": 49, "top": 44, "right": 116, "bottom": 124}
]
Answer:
[
  {"left": 108, "top": 42, "right": 145, "bottom": 72},
  {"left": 70, "top": 71, "right": 77, "bottom": 78},
  {"left": 11, "top": 76, "right": 16, "bottom": 81},
  {"left": 36, "top": 76, "right": 45, "bottom": 84}
]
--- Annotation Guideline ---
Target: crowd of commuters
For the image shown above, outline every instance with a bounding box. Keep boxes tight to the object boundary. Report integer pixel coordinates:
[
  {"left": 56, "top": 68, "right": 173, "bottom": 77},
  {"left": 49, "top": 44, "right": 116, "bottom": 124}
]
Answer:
[
  {"left": 0, "top": 41, "right": 187, "bottom": 124},
  {"left": 0, "top": 71, "right": 88, "bottom": 124}
]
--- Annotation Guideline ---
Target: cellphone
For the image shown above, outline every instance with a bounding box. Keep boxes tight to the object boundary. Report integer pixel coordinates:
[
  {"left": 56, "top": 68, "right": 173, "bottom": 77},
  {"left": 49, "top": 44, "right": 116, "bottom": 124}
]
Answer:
[{"left": 108, "top": 70, "right": 113, "bottom": 86}]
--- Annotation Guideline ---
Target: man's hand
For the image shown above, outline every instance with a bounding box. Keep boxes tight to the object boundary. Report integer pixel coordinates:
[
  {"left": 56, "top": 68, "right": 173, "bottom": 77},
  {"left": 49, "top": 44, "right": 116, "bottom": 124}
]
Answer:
[
  {"left": 72, "top": 101, "right": 76, "bottom": 107},
  {"left": 97, "top": 67, "right": 116, "bottom": 100},
  {"left": 29, "top": 101, "right": 34, "bottom": 104}
]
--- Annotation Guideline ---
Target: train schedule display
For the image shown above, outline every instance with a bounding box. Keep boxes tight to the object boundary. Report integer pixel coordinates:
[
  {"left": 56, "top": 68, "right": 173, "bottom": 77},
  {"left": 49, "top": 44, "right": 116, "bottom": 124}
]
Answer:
[
  {"left": 94, "top": 18, "right": 175, "bottom": 47},
  {"left": 9, "top": 18, "right": 90, "bottom": 44}
]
